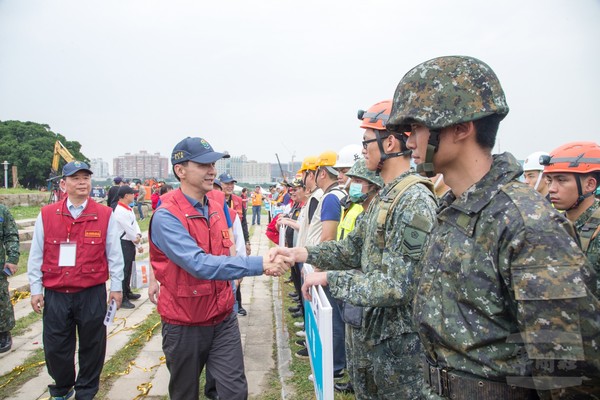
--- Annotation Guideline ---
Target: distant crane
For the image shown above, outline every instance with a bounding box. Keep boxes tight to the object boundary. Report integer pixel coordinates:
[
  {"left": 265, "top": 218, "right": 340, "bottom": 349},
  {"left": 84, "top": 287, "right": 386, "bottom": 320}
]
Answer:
[{"left": 47, "top": 140, "right": 75, "bottom": 203}]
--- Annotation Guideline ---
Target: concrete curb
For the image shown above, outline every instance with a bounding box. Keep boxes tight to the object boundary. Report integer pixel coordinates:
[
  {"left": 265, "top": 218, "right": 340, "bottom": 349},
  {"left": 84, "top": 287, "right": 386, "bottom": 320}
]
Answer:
[{"left": 273, "top": 277, "right": 294, "bottom": 399}]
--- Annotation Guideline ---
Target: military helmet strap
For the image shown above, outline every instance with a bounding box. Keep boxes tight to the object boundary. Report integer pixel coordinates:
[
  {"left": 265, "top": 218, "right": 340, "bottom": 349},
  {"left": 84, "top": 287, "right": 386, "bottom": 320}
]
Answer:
[
  {"left": 375, "top": 175, "right": 435, "bottom": 249},
  {"left": 565, "top": 175, "right": 595, "bottom": 211},
  {"left": 414, "top": 129, "right": 440, "bottom": 178},
  {"left": 374, "top": 130, "right": 412, "bottom": 175}
]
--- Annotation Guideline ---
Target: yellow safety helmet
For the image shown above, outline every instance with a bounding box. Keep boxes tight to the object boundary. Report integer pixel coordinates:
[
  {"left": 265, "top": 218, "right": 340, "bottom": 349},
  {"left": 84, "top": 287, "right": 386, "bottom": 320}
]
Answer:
[
  {"left": 300, "top": 156, "right": 318, "bottom": 172},
  {"left": 316, "top": 150, "right": 339, "bottom": 177}
]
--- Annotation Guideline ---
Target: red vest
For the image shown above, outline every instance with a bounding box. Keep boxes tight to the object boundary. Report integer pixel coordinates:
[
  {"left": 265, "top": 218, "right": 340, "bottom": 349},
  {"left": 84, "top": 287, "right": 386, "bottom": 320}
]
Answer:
[
  {"left": 208, "top": 190, "right": 237, "bottom": 223},
  {"left": 228, "top": 194, "right": 244, "bottom": 219},
  {"left": 149, "top": 189, "right": 235, "bottom": 326},
  {"left": 40, "top": 198, "right": 112, "bottom": 293}
]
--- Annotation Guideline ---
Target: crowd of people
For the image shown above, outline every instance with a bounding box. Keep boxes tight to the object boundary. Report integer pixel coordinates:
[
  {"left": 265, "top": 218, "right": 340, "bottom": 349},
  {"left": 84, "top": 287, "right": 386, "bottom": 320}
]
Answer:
[
  {"left": 269, "top": 55, "right": 600, "bottom": 400},
  {"left": 0, "top": 54, "right": 598, "bottom": 400}
]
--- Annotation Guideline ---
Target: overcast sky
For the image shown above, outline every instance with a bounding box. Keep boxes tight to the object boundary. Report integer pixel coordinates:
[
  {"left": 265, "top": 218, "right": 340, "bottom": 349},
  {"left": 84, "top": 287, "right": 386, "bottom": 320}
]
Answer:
[{"left": 1, "top": 0, "right": 598, "bottom": 174}]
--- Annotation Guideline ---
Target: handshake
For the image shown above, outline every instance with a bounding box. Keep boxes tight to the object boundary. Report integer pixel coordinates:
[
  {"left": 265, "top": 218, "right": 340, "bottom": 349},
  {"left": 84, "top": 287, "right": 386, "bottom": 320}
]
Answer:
[{"left": 263, "top": 247, "right": 309, "bottom": 277}]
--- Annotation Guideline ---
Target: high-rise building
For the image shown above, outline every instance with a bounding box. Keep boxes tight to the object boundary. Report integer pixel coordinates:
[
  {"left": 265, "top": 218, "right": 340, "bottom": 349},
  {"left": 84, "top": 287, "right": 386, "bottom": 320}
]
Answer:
[
  {"left": 89, "top": 158, "right": 110, "bottom": 178},
  {"left": 113, "top": 150, "right": 169, "bottom": 179},
  {"left": 215, "top": 153, "right": 271, "bottom": 184}
]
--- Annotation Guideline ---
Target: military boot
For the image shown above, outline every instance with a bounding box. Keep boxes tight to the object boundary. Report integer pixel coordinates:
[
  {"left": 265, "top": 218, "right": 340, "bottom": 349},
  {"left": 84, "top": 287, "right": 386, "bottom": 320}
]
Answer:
[{"left": 0, "top": 331, "right": 12, "bottom": 353}]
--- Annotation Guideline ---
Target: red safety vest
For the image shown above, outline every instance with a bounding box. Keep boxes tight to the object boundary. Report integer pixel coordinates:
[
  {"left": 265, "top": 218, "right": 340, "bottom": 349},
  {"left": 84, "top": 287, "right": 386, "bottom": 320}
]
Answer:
[
  {"left": 149, "top": 189, "right": 235, "bottom": 326},
  {"left": 228, "top": 194, "right": 244, "bottom": 219},
  {"left": 40, "top": 198, "right": 112, "bottom": 293}
]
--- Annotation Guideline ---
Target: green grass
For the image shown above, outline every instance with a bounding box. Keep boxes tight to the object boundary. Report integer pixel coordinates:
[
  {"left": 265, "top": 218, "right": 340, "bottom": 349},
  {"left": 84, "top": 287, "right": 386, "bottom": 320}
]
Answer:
[
  {"left": 11, "top": 311, "right": 42, "bottom": 336},
  {"left": 96, "top": 310, "right": 162, "bottom": 399},
  {"left": 9, "top": 206, "right": 41, "bottom": 220},
  {"left": 280, "top": 278, "right": 355, "bottom": 400},
  {"left": 0, "top": 188, "right": 44, "bottom": 194},
  {"left": 0, "top": 349, "right": 46, "bottom": 399}
]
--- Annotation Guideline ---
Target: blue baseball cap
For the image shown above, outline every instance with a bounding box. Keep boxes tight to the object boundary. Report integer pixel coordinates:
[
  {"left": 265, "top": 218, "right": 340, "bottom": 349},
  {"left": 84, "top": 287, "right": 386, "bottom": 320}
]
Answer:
[
  {"left": 62, "top": 161, "right": 93, "bottom": 177},
  {"left": 218, "top": 173, "right": 237, "bottom": 183},
  {"left": 171, "top": 137, "right": 230, "bottom": 165},
  {"left": 213, "top": 178, "right": 223, "bottom": 189}
]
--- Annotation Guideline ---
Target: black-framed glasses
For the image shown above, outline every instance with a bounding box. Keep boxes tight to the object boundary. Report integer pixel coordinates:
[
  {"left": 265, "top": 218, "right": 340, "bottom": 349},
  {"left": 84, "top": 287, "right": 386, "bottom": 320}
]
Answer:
[{"left": 362, "top": 138, "right": 378, "bottom": 149}]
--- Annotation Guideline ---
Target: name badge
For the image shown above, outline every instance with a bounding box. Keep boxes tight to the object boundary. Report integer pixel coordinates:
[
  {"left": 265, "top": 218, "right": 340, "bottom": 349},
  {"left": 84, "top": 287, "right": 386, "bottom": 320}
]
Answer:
[{"left": 59, "top": 242, "right": 77, "bottom": 267}]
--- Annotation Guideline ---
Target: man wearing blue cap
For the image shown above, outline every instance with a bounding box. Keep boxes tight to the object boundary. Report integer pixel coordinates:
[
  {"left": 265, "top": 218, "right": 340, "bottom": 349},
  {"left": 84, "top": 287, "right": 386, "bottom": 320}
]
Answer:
[
  {"left": 149, "top": 137, "right": 292, "bottom": 400},
  {"left": 28, "top": 161, "right": 125, "bottom": 400},
  {"left": 218, "top": 172, "right": 251, "bottom": 316}
]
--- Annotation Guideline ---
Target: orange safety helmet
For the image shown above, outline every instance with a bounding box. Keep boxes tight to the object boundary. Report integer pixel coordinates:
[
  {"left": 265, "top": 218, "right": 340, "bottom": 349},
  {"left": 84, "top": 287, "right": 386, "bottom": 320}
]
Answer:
[
  {"left": 358, "top": 100, "right": 392, "bottom": 131},
  {"left": 300, "top": 156, "right": 318, "bottom": 172},
  {"left": 541, "top": 142, "right": 600, "bottom": 174}
]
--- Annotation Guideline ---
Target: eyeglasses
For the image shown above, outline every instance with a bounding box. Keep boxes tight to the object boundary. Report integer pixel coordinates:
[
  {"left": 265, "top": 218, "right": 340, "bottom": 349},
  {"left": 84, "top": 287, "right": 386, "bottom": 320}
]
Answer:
[{"left": 362, "top": 138, "right": 378, "bottom": 149}]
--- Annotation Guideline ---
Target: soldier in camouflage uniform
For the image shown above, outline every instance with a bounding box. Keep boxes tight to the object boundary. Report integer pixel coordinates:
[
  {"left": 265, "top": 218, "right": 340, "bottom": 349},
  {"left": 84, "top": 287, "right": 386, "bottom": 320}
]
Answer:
[
  {"left": 543, "top": 141, "right": 600, "bottom": 298},
  {"left": 0, "top": 204, "right": 20, "bottom": 353},
  {"left": 269, "top": 100, "right": 437, "bottom": 399},
  {"left": 388, "top": 55, "right": 600, "bottom": 399}
]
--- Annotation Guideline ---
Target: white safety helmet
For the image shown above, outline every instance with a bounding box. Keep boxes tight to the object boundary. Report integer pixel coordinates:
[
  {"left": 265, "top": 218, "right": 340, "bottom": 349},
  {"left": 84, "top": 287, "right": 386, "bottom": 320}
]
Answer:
[
  {"left": 334, "top": 144, "right": 363, "bottom": 169},
  {"left": 523, "top": 151, "right": 549, "bottom": 172}
]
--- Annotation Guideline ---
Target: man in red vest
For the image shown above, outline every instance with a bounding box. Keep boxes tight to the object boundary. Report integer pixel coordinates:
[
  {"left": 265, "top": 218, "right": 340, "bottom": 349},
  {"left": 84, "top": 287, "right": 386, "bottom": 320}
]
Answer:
[
  {"left": 28, "top": 161, "right": 125, "bottom": 400},
  {"left": 149, "top": 137, "right": 291, "bottom": 400}
]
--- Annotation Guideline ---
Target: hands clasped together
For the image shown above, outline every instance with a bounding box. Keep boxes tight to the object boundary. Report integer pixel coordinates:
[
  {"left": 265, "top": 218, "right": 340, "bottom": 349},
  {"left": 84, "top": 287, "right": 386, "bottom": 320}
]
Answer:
[
  {"left": 263, "top": 248, "right": 295, "bottom": 276},
  {"left": 265, "top": 247, "right": 328, "bottom": 301}
]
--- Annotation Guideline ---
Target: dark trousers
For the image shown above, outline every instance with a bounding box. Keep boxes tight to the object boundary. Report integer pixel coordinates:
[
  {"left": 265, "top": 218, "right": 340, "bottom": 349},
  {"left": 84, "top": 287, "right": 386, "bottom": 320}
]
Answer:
[
  {"left": 323, "top": 285, "right": 347, "bottom": 374},
  {"left": 162, "top": 312, "right": 247, "bottom": 400},
  {"left": 43, "top": 284, "right": 107, "bottom": 400},
  {"left": 236, "top": 281, "right": 243, "bottom": 309},
  {"left": 120, "top": 239, "right": 136, "bottom": 297},
  {"left": 291, "top": 263, "right": 304, "bottom": 316}
]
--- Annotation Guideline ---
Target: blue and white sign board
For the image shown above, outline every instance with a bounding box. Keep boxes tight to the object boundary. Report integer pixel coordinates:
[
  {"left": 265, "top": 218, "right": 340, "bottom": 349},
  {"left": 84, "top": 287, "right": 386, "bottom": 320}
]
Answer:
[
  {"left": 303, "top": 263, "right": 334, "bottom": 400},
  {"left": 271, "top": 205, "right": 285, "bottom": 218}
]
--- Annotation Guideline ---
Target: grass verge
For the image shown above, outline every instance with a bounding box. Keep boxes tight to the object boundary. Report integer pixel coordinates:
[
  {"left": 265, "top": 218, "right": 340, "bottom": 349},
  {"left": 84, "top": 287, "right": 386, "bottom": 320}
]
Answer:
[
  {"left": 9, "top": 205, "right": 42, "bottom": 220},
  {"left": 95, "top": 310, "right": 162, "bottom": 400},
  {"left": 0, "top": 349, "right": 46, "bottom": 399},
  {"left": 280, "top": 275, "right": 355, "bottom": 400}
]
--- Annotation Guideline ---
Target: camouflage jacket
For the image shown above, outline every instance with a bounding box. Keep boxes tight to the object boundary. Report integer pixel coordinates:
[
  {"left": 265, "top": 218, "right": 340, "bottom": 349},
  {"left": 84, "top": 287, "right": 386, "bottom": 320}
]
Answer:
[
  {"left": 574, "top": 199, "right": 600, "bottom": 297},
  {"left": 306, "top": 169, "right": 437, "bottom": 345},
  {"left": 0, "top": 204, "right": 20, "bottom": 270},
  {"left": 414, "top": 153, "right": 600, "bottom": 389}
]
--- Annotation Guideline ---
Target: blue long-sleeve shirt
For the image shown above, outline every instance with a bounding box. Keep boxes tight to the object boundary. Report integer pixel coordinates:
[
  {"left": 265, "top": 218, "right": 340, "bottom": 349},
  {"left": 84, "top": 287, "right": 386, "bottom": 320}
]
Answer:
[{"left": 150, "top": 192, "right": 263, "bottom": 280}]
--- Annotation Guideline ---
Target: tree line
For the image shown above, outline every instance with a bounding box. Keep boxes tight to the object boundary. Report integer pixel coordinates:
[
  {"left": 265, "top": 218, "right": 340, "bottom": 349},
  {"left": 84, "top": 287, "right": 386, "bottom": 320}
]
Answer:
[{"left": 0, "top": 120, "right": 87, "bottom": 189}]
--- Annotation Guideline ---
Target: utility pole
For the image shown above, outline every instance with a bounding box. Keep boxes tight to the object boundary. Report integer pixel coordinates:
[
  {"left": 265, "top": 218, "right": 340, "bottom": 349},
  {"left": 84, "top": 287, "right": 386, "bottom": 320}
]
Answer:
[{"left": 2, "top": 161, "right": 9, "bottom": 188}]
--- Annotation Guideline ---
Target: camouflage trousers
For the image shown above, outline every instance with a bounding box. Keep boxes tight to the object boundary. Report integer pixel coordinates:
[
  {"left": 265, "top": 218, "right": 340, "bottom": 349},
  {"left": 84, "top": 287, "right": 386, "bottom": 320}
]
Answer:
[
  {"left": 346, "top": 325, "right": 423, "bottom": 399},
  {"left": 0, "top": 276, "right": 15, "bottom": 332}
]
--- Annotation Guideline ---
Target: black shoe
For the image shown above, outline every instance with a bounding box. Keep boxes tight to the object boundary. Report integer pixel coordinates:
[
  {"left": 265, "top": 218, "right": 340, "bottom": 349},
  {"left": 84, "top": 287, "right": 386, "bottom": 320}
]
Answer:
[
  {"left": 121, "top": 299, "right": 135, "bottom": 309},
  {"left": 237, "top": 307, "right": 247, "bottom": 316},
  {"left": 0, "top": 331, "right": 12, "bottom": 353},
  {"left": 204, "top": 392, "right": 220, "bottom": 400},
  {"left": 333, "top": 369, "right": 345, "bottom": 380},
  {"left": 295, "top": 347, "right": 309, "bottom": 359},
  {"left": 291, "top": 311, "right": 303, "bottom": 318},
  {"left": 334, "top": 382, "right": 354, "bottom": 394},
  {"left": 295, "top": 339, "right": 306, "bottom": 347},
  {"left": 288, "top": 306, "right": 300, "bottom": 313},
  {"left": 128, "top": 293, "right": 141, "bottom": 300}
]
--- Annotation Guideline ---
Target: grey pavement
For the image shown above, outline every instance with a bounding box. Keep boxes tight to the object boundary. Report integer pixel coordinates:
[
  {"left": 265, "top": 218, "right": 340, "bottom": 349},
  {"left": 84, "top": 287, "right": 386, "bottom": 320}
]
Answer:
[{"left": 2, "top": 216, "right": 293, "bottom": 399}]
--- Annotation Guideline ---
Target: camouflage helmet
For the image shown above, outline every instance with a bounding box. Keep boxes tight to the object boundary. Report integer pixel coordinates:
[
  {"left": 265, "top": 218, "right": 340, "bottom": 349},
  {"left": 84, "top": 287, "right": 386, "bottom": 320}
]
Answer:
[
  {"left": 346, "top": 158, "right": 383, "bottom": 188},
  {"left": 387, "top": 56, "right": 509, "bottom": 133}
]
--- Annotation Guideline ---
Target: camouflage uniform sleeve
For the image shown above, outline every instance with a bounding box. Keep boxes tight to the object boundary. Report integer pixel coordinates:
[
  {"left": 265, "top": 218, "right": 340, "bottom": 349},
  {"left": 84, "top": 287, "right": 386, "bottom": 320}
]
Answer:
[
  {"left": 328, "top": 185, "right": 437, "bottom": 307},
  {"left": 305, "top": 215, "right": 365, "bottom": 271},
  {"left": 505, "top": 209, "right": 600, "bottom": 384},
  {"left": 0, "top": 205, "right": 20, "bottom": 265}
]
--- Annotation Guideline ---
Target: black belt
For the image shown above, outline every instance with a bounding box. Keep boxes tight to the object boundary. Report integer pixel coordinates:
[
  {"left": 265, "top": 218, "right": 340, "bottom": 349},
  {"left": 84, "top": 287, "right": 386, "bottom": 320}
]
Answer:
[{"left": 422, "top": 358, "right": 538, "bottom": 400}]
